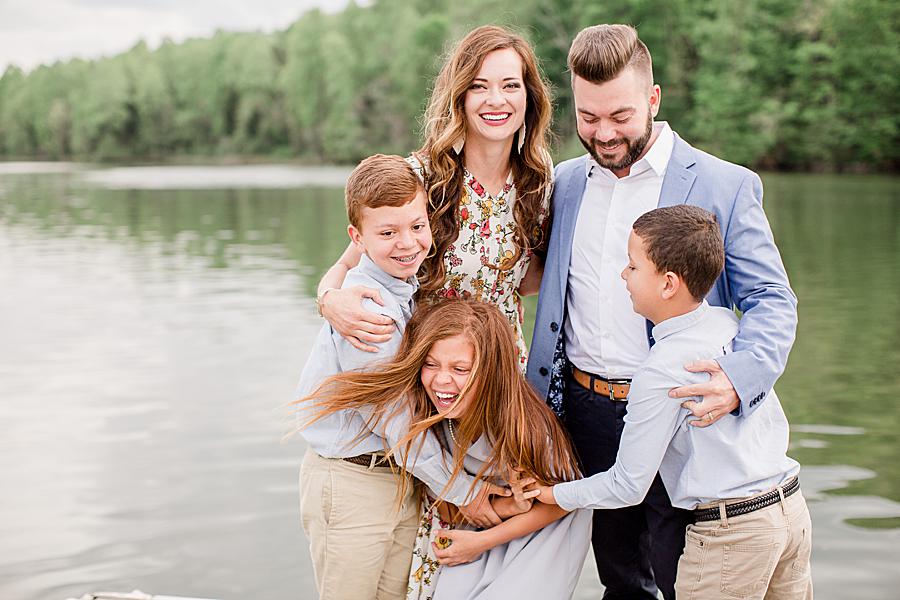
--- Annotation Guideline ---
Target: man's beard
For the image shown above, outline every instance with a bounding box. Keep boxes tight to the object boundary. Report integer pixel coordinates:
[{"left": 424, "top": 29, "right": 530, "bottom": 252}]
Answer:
[{"left": 580, "top": 111, "right": 653, "bottom": 172}]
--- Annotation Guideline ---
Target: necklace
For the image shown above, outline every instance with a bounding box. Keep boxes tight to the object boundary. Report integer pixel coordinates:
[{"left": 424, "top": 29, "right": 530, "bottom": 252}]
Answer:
[{"left": 447, "top": 419, "right": 459, "bottom": 445}]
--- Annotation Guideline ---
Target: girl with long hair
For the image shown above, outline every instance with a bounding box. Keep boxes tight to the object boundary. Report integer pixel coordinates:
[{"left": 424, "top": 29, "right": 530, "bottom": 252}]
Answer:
[
  {"left": 316, "top": 25, "right": 554, "bottom": 369},
  {"left": 299, "top": 300, "right": 591, "bottom": 599}
]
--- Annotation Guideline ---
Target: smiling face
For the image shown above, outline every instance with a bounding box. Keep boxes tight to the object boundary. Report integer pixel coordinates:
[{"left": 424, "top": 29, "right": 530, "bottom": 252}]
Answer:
[
  {"left": 573, "top": 67, "right": 659, "bottom": 176},
  {"left": 463, "top": 48, "right": 527, "bottom": 149},
  {"left": 348, "top": 189, "right": 431, "bottom": 280},
  {"left": 420, "top": 334, "right": 476, "bottom": 420}
]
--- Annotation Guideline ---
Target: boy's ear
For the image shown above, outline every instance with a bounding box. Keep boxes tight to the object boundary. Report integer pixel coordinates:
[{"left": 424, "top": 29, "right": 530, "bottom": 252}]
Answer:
[
  {"left": 348, "top": 224, "right": 365, "bottom": 252},
  {"left": 661, "top": 271, "right": 680, "bottom": 300}
]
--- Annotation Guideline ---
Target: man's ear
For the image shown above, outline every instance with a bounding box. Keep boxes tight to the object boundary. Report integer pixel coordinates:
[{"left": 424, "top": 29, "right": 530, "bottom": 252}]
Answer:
[
  {"left": 661, "top": 270, "right": 680, "bottom": 300},
  {"left": 649, "top": 84, "right": 661, "bottom": 118}
]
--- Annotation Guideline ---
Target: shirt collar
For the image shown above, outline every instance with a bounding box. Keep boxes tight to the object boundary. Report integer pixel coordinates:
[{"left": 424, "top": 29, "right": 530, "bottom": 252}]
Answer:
[
  {"left": 651, "top": 300, "right": 710, "bottom": 342},
  {"left": 585, "top": 121, "right": 675, "bottom": 180},
  {"left": 357, "top": 253, "right": 419, "bottom": 298}
]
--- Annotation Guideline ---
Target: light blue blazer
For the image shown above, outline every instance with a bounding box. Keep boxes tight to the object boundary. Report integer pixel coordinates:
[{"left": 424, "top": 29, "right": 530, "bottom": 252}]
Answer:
[{"left": 526, "top": 133, "right": 798, "bottom": 416}]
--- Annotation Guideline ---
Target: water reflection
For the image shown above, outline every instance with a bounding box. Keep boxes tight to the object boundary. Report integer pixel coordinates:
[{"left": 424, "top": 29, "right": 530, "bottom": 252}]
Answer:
[{"left": 0, "top": 165, "right": 898, "bottom": 600}]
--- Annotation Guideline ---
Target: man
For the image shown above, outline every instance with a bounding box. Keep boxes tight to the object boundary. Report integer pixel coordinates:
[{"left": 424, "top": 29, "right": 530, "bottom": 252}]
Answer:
[{"left": 526, "top": 24, "right": 797, "bottom": 600}]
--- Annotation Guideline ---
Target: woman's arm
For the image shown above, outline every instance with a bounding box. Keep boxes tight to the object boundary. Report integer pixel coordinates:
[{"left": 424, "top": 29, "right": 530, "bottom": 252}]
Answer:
[
  {"left": 433, "top": 503, "right": 568, "bottom": 566},
  {"left": 317, "top": 242, "right": 395, "bottom": 352},
  {"left": 517, "top": 254, "right": 544, "bottom": 297}
]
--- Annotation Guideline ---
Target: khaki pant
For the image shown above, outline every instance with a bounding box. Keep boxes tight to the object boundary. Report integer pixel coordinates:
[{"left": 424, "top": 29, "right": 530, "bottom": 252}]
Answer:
[
  {"left": 676, "top": 487, "right": 813, "bottom": 600},
  {"left": 299, "top": 449, "right": 418, "bottom": 600}
]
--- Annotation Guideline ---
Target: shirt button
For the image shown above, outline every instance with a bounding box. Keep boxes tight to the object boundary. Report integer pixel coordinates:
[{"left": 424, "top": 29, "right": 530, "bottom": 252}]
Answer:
[
  {"left": 539, "top": 367, "right": 549, "bottom": 376},
  {"left": 550, "top": 322, "right": 559, "bottom": 332}
]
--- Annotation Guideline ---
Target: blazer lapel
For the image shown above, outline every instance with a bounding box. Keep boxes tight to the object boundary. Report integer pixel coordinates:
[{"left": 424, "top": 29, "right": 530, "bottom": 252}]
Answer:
[
  {"left": 658, "top": 134, "right": 697, "bottom": 208},
  {"left": 556, "top": 156, "right": 590, "bottom": 301}
]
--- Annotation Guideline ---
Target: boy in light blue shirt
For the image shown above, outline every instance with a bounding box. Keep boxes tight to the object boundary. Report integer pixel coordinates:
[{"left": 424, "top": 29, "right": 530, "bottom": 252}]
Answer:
[
  {"left": 295, "top": 154, "right": 501, "bottom": 599},
  {"left": 533, "top": 205, "right": 812, "bottom": 599}
]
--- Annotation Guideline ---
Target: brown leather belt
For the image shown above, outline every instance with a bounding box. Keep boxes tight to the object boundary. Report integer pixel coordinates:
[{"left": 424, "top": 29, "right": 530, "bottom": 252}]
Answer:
[
  {"left": 571, "top": 366, "right": 631, "bottom": 401},
  {"left": 342, "top": 453, "right": 396, "bottom": 469}
]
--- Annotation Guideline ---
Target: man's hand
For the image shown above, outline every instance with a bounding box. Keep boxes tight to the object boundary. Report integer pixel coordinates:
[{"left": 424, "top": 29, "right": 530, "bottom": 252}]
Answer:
[
  {"left": 669, "top": 359, "right": 740, "bottom": 427},
  {"left": 458, "top": 482, "right": 509, "bottom": 528},
  {"left": 433, "top": 529, "right": 488, "bottom": 566},
  {"left": 319, "top": 285, "right": 394, "bottom": 352}
]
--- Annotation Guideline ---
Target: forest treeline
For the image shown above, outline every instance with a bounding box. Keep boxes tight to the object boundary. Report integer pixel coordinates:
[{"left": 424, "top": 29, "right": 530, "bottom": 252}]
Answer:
[{"left": 1, "top": 0, "right": 897, "bottom": 171}]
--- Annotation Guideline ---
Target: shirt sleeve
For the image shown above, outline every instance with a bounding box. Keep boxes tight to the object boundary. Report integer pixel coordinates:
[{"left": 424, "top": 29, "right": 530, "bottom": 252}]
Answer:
[
  {"left": 552, "top": 366, "right": 683, "bottom": 511},
  {"left": 715, "top": 173, "right": 798, "bottom": 416},
  {"left": 333, "top": 297, "right": 402, "bottom": 372}
]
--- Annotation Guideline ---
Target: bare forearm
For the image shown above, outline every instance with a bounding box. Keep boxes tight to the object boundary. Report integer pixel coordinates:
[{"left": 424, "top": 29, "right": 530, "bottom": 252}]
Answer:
[{"left": 478, "top": 503, "right": 567, "bottom": 551}]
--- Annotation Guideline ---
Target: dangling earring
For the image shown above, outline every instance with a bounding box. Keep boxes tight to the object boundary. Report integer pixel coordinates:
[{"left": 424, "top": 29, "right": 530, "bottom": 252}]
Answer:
[
  {"left": 516, "top": 123, "right": 527, "bottom": 154},
  {"left": 452, "top": 135, "right": 465, "bottom": 155}
]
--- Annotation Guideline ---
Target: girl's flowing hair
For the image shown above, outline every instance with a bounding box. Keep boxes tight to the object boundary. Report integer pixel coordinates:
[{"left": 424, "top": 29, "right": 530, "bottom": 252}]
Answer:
[
  {"left": 416, "top": 25, "right": 554, "bottom": 297},
  {"left": 295, "top": 299, "right": 579, "bottom": 501}
]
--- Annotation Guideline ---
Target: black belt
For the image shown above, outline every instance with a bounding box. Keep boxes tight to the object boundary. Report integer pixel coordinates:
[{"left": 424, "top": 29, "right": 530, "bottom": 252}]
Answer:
[
  {"left": 694, "top": 477, "right": 800, "bottom": 522},
  {"left": 342, "top": 453, "right": 396, "bottom": 469}
]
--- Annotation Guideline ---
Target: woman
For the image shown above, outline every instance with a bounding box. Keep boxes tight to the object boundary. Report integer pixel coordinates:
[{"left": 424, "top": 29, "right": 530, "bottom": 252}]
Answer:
[
  {"left": 301, "top": 300, "right": 591, "bottom": 598},
  {"left": 316, "top": 25, "right": 553, "bottom": 368}
]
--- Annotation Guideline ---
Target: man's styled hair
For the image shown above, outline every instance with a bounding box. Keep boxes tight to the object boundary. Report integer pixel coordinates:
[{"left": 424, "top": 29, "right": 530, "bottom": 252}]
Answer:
[
  {"left": 632, "top": 206, "right": 725, "bottom": 302},
  {"left": 567, "top": 24, "right": 653, "bottom": 86},
  {"left": 345, "top": 154, "right": 423, "bottom": 229}
]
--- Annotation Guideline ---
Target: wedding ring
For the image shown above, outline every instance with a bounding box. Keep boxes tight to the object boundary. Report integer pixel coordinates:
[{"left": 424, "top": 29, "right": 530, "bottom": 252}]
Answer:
[{"left": 704, "top": 411, "right": 713, "bottom": 422}]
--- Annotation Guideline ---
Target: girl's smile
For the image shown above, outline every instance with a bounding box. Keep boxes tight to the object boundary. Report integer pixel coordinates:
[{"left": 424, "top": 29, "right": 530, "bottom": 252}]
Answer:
[{"left": 421, "top": 334, "right": 475, "bottom": 419}]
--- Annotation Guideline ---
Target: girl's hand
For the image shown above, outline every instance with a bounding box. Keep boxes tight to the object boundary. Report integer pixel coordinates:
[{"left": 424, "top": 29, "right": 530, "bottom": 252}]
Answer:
[
  {"left": 319, "top": 286, "right": 394, "bottom": 352},
  {"left": 433, "top": 529, "right": 488, "bottom": 566},
  {"left": 458, "top": 482, "right": 508, "bottom": 528}
]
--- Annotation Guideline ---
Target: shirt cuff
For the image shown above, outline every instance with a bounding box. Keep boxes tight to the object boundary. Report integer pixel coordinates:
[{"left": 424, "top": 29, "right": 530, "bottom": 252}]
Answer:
[{"left": 551, "top": 481, "right": 581, "bottom": 511}]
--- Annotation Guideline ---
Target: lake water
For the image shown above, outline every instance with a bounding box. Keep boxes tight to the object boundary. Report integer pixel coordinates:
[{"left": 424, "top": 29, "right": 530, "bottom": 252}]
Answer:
[{"left": 1, "top": 163, "right": 897, "bottom": 600}]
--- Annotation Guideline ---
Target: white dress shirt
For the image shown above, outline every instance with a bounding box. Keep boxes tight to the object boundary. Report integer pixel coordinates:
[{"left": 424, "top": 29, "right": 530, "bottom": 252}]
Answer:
[{"left": 564, "top": 122, "right": 675, "bottom": 379}]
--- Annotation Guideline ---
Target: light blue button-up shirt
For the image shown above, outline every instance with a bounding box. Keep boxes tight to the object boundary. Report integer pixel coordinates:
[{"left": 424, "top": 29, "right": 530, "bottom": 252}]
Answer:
[
  {"left": 295, "top": 254, "right": 479, "bottom": 505},
  {"left": 553, "top": 302, "right": 800, "bottom": 511}
]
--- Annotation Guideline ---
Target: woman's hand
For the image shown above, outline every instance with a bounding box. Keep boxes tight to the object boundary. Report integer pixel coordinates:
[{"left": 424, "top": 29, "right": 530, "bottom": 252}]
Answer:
[
  {"left": 433, "top": 529, "right": 489, "bottom": 566},
  {"left": 319, "top": 286, "right": 395, "bottom": 352}
]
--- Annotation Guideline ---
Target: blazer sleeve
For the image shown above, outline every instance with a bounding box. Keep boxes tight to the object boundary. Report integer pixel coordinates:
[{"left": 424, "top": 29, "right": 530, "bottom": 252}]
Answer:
[{"left": 716, "top": 173, "right": 798, "bottom": 416}]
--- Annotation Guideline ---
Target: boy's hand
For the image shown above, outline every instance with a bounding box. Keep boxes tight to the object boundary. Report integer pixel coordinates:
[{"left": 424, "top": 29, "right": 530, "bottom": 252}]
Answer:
[
  {"left": 507, "top": 467, "right": 539, "bottom": 513},
  {"left": 458, "top": 482, "right": 508, "bottom": 528},
  {"left": 532, "top": 484, "right": 559, "bottom": 506},
  {"left": 433, "top": 529, "right": 487, "bottom": 566},
  {"left": 669, "top": 359, "right": 740, "bottom": 427}
]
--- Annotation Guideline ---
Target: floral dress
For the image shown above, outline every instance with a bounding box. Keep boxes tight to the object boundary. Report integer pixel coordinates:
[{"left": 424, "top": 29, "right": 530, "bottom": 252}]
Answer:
[{"left": 407, "top": 156, "right": 551, "bottom": 369}]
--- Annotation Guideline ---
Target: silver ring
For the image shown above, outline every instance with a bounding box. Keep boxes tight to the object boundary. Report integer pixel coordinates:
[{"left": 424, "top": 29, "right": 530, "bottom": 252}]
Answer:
[{"left": 704, "top": 411, "right": 713, "bottom": 422}]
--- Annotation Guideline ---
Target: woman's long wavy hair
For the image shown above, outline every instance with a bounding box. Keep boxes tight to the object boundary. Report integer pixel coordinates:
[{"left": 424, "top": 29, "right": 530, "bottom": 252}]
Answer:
[
  {"left": 296, "top": 299, "right": 579, "bottom": 501},
  {"left": 416, "top": 25, "right": 554, "bottom": 297}
]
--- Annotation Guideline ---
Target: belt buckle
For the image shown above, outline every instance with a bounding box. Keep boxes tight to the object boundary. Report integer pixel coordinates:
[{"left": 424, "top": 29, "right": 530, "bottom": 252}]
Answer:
[{"left": 607, "top": 381, "right": 616, "bottom": 399}]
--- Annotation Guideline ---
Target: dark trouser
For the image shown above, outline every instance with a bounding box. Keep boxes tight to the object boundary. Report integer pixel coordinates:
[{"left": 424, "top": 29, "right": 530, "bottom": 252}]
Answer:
[{"left": 563, "top": 371, "right": 693, "bottom": 600}]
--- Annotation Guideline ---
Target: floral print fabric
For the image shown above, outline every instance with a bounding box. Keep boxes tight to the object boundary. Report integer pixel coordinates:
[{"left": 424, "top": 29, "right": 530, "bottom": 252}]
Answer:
[{"left": 407, "top": 156, "right": 549, "bottom": 369}]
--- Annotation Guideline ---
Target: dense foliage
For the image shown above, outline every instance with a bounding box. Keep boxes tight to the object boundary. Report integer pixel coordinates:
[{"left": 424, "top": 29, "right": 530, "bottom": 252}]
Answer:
[{"left": 1, "top": 0, "right": 897, "bottom": 171}]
